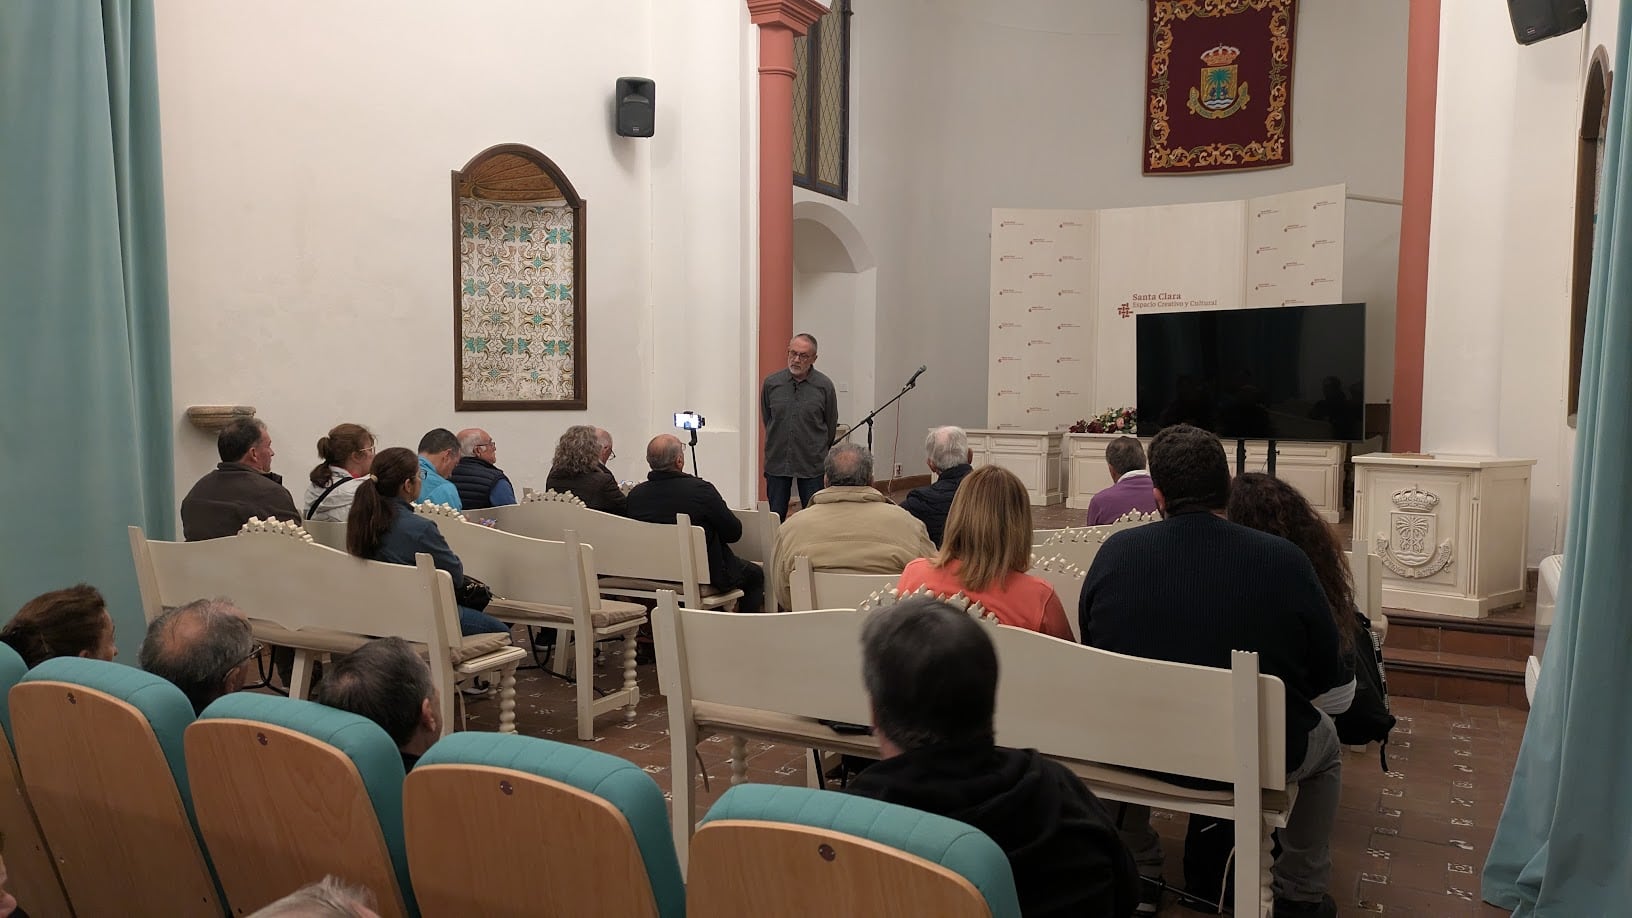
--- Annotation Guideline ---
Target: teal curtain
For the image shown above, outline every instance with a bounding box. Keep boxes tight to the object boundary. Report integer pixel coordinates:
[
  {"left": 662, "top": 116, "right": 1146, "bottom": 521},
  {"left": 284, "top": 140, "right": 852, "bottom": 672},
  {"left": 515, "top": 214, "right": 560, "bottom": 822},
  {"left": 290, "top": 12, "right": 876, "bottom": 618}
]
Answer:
[
  {"left": 1483, "top": 5, "right": 1632, "bottom": 913},
  {"left": 0, "top": 0, "right": 173, "bottom": 661}
]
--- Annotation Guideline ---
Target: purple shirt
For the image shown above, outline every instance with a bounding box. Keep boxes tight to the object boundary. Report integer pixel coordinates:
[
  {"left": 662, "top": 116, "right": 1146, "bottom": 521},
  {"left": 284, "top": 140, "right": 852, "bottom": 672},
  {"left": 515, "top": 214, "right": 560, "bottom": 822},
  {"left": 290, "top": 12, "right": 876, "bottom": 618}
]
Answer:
[{"left": 1085, "top": 472, "right": 1158, "bottom": 525}]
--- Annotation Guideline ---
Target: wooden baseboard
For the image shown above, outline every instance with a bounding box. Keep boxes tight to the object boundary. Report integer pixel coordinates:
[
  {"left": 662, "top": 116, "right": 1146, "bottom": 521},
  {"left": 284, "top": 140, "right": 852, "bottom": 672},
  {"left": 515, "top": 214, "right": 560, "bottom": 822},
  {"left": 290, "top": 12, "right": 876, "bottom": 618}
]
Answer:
[{"left": 874, "top": 474, "right": 930, "bottom": 493}]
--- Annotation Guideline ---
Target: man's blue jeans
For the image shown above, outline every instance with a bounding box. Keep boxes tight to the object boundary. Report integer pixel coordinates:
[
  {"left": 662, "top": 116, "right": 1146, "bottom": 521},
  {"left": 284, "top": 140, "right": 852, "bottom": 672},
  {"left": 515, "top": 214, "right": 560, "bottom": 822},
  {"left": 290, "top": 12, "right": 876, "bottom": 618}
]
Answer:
[{"left": 766, "top": 474, "right": 823, "bottom": 520}]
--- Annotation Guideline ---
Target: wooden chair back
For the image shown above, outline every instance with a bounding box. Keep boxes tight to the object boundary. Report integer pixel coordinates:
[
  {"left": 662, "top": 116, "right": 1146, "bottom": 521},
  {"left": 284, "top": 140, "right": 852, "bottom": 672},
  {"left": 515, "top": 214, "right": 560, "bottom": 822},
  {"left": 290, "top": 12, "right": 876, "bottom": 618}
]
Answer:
[
  {"left": 301, "top": 518, "right": 347, "bottom": 550},
  {"left": 788, "top": 556, "right": 900, "bottom": 612},
  {"left": 731, "top": 502, "right": 780, "bottom": 612},
  {"left": 688, "top": 821, "right": 994, "bottom": 918},
  {"left": 1345, "top": 548, "right": 1385, "bottom": 621},
  {"left": 128, "top": 524, "right": 462, "bottom": 732},
  {"left": 185, "top": 718, "right": 409, "bottom": 917},
  {"left": 484, "top": 501, "right": 719, "bottom": 604},
  {"left": 10, "top": 673, "right": 220, "bottom": 917},
  {"left": 424, "top": 511, "right": 598, "bottom": 615},
  {"left": 1026, "top": 555, "right": 1086, "bottom": 641},
  {"left": 0, "top": 646, "right": 71, "bottom": 918},
  {"left": 404, "top": 764, "right": 661, "bottom": 917}
]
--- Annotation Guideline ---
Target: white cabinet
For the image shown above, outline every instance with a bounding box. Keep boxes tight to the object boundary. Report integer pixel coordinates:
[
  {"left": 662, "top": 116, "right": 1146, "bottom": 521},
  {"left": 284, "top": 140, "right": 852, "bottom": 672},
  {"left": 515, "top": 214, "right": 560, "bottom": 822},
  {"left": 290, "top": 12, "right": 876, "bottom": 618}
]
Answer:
[
  {"left": 1064, "top": 434, "right": 1345, "bottom": 522},
  {"left": 964, "top": 430, "right": 1063, "bottom": 506},
  {"left": 1352, "top": 454, "right": 1535, "bottom": 619}
]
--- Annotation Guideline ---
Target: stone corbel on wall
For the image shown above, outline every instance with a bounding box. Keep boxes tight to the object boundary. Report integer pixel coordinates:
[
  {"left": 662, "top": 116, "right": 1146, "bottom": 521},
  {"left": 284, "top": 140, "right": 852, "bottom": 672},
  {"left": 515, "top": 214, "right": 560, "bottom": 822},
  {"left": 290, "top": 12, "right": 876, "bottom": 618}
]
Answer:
[{"left": 185, "top": 405, "right": 256, "bottom": 432}]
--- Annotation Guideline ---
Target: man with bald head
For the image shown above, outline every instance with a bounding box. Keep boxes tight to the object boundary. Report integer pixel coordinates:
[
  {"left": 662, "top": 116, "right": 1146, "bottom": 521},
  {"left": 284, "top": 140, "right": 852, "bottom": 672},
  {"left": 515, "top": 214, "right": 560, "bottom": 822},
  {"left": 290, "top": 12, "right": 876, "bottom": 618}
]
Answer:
[
  {"left": 627, "top": 434, "right": 765, "bottom": 612},
  {"left": 138, "top": 598, "right": 258, "bottom": 714},
  {"left": 450, "top": 427, "right": 516, "bottom": 510}
]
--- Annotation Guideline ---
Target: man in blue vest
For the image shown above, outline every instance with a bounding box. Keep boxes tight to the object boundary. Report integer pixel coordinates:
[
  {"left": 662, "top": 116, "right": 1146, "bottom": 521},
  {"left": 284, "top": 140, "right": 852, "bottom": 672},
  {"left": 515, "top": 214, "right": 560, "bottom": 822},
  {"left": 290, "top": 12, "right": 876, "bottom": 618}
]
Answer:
[{"left": 450, "top": 428, "right": 516, "bottom": 510}]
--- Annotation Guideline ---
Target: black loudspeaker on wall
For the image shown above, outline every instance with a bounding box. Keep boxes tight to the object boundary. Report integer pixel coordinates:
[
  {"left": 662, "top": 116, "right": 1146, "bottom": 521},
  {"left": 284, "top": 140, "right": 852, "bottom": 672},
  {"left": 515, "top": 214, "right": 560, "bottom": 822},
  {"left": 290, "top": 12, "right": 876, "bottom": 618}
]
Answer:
[
  {"left": 1506, "top": 0, "right": 1588, "bottom": 45},
  {"left": 615, "top": 77, "right": 656, "bottom": 138}
]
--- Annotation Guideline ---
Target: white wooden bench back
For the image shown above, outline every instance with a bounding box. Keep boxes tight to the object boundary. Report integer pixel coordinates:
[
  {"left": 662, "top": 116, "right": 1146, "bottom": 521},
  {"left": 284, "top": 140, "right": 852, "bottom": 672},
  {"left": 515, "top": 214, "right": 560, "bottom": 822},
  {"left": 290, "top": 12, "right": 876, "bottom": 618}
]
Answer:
[
  {"left": 421, "top": 512, "right": 596, "bottom": 612},
  {"left": 302, "top": 519, "right": 347, "bottom": 551},
  {"left": 788, "top": 557, "right": 899, "bottom": 613},
  {"left": 480, "top": 500, "right": 715, "bottom": 585},
  {"left": 1344, "top": 549, "right": 1384, "bottom": 621},
  {"left": 1026, "top": 555, "right": 1086, "bottom": 641},
  {"left": 983, "top": 626, "right": 1286, "bottom": 790},
  {"left": 656, "top": 605, "right": 871, "bottom": 727}
]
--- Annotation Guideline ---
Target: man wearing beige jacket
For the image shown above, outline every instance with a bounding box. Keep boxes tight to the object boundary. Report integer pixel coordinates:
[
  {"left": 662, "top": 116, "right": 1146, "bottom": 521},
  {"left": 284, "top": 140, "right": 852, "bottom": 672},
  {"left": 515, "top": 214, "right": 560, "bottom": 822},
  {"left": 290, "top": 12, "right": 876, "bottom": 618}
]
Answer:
[{"left": 771, "top": 443, "right": 936, "bottom": 611}]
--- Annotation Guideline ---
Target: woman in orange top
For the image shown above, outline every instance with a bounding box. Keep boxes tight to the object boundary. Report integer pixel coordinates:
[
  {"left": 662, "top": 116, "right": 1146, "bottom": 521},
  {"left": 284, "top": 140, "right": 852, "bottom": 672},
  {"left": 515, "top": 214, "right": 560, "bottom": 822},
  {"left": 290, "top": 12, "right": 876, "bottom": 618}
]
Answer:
[{"left": 895, "top": 465, "right": 1074, "bottom": 639}]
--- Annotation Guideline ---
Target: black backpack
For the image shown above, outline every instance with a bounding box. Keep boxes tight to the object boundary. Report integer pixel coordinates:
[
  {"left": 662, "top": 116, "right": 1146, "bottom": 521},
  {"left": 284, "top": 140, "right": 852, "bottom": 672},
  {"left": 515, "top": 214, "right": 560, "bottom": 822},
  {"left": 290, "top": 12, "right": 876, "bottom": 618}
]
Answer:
[{"left": 1334, "top": 610, "right": 1397, "bottom": 769}]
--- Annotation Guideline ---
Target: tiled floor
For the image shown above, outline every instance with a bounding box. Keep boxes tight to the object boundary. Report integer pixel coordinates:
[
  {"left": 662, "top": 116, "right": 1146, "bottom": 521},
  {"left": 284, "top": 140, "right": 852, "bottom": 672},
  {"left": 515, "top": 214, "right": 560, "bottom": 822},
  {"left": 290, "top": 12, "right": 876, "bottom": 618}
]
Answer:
[{"left": 462, "top": 648, "right": 1527, "bottom": 917}]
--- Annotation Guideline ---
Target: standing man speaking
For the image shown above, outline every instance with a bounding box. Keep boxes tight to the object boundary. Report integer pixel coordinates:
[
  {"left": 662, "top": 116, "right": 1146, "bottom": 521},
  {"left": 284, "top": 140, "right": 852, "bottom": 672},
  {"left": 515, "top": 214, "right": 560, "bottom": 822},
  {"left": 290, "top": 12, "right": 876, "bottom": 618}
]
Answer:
[{"left": 761, "top": 332, "right": 838, "bottom": 520}]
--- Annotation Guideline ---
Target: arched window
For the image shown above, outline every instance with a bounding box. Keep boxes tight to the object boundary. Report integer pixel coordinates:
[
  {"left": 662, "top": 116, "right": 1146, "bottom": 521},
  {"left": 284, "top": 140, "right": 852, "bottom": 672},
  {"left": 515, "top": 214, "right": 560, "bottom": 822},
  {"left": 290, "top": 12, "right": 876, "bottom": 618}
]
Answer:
[
  {"left": 452, "top": 144, "right": 587, "bottom": 410},
  {"left": 793, "top": 0, "right": 852, "bottom": 199},
  {"left": 1568, "top": 49, "right": 1610, "bottom": 425}
]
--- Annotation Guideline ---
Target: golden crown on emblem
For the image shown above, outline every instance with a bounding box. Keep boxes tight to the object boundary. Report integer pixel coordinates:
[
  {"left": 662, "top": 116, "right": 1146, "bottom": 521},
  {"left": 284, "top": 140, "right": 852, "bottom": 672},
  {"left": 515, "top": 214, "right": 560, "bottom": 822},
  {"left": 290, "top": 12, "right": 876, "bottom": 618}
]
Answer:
[{"left": 1200, "top": 44, "right": 1241, "bottom": 67}]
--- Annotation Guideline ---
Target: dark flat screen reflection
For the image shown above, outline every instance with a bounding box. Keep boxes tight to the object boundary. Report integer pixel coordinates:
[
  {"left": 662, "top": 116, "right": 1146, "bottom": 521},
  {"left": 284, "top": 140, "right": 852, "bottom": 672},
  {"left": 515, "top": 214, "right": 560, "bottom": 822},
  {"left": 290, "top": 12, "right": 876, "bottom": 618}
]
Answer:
[{"left": 1136, "top": 302, "right": 1366, "bottom": 441}]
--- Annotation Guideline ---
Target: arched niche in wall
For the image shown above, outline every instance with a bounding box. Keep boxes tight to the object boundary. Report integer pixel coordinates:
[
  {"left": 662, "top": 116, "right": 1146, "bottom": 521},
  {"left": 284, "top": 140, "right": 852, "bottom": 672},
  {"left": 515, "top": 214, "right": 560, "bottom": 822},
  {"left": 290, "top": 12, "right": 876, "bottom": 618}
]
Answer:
[
  {"left": 1568, "top": 49, "right": 1610, "bottom": 426},
  {"left": 453, "top": 144, "right": 587, "bottom": 410}
]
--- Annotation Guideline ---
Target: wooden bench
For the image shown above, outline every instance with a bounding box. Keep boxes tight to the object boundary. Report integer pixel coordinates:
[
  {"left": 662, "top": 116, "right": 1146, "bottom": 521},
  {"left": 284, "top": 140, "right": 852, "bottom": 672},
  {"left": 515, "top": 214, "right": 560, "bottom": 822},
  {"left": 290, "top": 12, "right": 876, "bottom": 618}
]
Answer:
[
  {"left": 415, "top": 503, "right": 647, "bottom": 740},
  {"left": 129, "top": 522, "right": 527, "bottom": 736},
  {"left": 479, "top": 498, "right": 744, "bottom": 610},
  {"left": 730, "top": 502, "right": 780, "bottom": 615},
  {"left": 653, "top": 596, "right": 1290, "bottom": 916},
  {"left": 787, "top": 556, "right": 899, "bottom": 612}
]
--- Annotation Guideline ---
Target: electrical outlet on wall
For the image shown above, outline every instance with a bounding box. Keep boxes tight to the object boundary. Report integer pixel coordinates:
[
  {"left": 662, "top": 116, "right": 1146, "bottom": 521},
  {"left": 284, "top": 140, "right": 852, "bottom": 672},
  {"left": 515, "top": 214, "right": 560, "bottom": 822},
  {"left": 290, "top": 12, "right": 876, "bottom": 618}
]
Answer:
[{"left": 894, "top": 463, "right": 903, "bottom": 477}]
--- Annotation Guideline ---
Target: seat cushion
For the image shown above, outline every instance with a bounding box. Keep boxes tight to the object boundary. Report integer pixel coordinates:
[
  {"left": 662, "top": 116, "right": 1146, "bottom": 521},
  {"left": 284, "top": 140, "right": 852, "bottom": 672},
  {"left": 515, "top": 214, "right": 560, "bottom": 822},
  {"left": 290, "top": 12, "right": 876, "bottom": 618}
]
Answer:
[
  {"left": 255, "top": 622, "right": 513, "bottom": 666},
  {"left": 486, "top": 597, "right": 648, "bottom": 630},
  {"left": 700, "top": 784, "right": 1021, "bottom": 918},
  {"left": 453, "top": 631, "right": 515, "bottom": 664},
  {"left": 692, "top": 701, "right": 881, "bottom": 757},
  {"left": 418, "top": 731, "right": 685, "bottom": 918},
  {"left": 598, "top": 575, "right": 732, "bottom": 598}
]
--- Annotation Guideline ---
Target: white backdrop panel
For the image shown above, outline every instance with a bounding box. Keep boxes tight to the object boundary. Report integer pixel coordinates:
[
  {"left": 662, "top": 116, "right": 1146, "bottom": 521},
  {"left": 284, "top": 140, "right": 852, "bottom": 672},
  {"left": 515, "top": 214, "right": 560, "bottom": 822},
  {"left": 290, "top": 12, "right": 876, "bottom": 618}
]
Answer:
[
  {"left": 989, "top": 209, "right": 1096, "bottom": 430},
  {"left": 1245, "top": 184, "right": 1347, "bottom": 307}
]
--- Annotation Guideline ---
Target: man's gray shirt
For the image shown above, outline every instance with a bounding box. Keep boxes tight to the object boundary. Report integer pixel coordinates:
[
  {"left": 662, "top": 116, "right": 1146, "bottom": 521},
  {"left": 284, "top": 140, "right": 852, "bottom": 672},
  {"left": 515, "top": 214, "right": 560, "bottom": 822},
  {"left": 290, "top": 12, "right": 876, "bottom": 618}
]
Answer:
[{"left": 761, "top": 367, "right": 839, "bottom": 478}]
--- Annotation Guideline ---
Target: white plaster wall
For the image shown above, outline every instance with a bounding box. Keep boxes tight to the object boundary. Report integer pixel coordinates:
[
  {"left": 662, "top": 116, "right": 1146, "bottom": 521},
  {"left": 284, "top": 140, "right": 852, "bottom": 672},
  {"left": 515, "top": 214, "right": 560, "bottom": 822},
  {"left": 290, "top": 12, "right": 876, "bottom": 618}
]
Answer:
[
  {"left": 837, "top": 0, "right": 1408, "bottom": 472},
  {"left": 157, "top": 0, "right": 758, "bottom": 505},
  {"left": 1421, "top": 1, "right": 1609, "bottom": 563}
]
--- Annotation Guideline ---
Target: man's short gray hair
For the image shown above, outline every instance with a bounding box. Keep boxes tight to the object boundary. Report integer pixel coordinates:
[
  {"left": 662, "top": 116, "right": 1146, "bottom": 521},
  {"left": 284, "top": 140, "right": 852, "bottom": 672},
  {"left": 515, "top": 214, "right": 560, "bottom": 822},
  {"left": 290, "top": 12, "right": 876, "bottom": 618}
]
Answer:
[
  {"left": 824, "top": 442, "right": 873, "bottom": 487},
  {"left": 247, "top": 875, "right": 379, "bottom": 917},
  {"left": 457, "top": 430, "right": 486, "bottom": 457},
  {"left": 316, "top": 637, "right": 433, "bottom": 748},
  {"left": 138, "top": 598, "right": 254, "bottom": 715},
  {"left": 924, "top": 426, "right": 969, "bottom": 472}
]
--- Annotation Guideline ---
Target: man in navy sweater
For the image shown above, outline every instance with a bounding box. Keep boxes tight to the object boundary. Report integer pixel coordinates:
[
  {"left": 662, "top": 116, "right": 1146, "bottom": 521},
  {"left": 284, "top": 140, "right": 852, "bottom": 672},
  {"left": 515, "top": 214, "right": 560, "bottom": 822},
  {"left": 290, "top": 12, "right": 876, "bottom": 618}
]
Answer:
[{"left": 1079, "top": 425, "right": 1349, "bottom": 918}]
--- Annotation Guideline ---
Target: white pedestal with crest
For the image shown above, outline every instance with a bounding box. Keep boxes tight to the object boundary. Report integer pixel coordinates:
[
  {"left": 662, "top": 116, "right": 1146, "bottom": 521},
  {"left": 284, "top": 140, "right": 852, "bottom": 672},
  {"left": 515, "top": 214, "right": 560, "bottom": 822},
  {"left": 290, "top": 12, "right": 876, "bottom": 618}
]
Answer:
[{"left": 1352, "top": 454, "right": 1535, "bottom": 619}]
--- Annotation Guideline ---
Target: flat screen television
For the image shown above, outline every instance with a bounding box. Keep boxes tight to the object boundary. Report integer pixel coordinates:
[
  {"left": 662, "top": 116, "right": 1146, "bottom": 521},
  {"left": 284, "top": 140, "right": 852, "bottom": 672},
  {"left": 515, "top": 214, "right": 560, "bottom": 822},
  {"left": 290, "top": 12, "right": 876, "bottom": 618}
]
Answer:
[{"left": 1136, "top": 302, "right": 1366, "bottom": 441}]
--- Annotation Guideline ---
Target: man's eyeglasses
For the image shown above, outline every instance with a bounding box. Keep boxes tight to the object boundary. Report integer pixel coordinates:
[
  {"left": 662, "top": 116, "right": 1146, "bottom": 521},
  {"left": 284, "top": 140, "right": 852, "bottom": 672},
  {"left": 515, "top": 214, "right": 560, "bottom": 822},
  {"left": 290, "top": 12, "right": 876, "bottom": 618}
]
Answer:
[
  {"left": 787, "top": 350, "right": 815, "bottom": 362},
  {"left": 237, "top": 640, "right": 264, "bottom": 668}
]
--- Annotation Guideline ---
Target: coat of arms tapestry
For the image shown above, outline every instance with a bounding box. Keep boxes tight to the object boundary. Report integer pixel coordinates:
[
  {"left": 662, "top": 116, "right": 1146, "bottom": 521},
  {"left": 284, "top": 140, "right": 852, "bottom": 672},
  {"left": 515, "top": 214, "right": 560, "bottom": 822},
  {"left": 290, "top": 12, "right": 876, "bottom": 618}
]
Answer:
[{"left": 1144, "top": 0, "right": 1298, "bottom": 175}]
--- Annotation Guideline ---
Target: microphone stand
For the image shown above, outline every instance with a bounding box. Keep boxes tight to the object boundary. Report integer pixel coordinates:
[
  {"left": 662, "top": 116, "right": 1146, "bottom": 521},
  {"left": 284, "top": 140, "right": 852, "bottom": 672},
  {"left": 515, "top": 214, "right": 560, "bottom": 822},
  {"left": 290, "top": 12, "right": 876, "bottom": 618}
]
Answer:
[{"left": 834, "top": 368, "right": 924, "bottom": 453}]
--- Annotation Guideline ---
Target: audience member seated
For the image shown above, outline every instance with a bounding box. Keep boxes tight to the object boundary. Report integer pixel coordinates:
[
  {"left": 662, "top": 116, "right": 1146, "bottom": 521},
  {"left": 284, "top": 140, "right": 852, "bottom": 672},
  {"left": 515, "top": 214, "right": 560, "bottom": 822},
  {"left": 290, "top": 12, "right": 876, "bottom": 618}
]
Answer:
[
  {"left": 901, "top": 426, "right": 974, "bottom": 546},
  {"left": 1078, "top": 425, "right": 1348, "bottom": 918},
  {"left": 246, "top": 875, "right": 380, "bottom": 918},
  {"left": 316, "top": 637, "right": 438, "bottom": 772},
  {"left": 0, "top": 583, "right": 118, "bottom": 667},
  {"left": 627, "top": 434, "right": 764, "bottom": 613},
  {"left": 347, "top": 447, "right": 511, "bottom": 637},
  {"left": 416, "top": 427, "right": 463, "bottom": 510},
  {"left": 770, "top": 443, "right": 935, "bottom": 610},
  {"left": 450, "top": 427, "right": 516, "bottom": 510},
  {"left": 896, "top": 465, "right": 1072, "bottom": 639},
  {"left": 138, "top": 598, "right": 257, "bottom": 715},
  {"left": 303, "top": 423, "right": 375, "bottom": 522},
  {"left": 180, "top": 416, "right": 299, "bottom": 540},
  {"left": 545, "top": 424, "right": 628, "bottom": 514},
  {"left": 847, "top": 596, "right": 1138, "bottom": 918},
  {"left": 1085, "top": 436, "right": 1158, "bottom": 526}
]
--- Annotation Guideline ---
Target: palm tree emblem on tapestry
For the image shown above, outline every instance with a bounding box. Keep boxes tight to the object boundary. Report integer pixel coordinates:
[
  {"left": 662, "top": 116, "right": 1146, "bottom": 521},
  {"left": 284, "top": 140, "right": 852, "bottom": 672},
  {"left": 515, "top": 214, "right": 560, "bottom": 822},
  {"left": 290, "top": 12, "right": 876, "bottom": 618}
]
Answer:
[{"left": 1188, "top": 45, "right": 1249, "bottom": 119}]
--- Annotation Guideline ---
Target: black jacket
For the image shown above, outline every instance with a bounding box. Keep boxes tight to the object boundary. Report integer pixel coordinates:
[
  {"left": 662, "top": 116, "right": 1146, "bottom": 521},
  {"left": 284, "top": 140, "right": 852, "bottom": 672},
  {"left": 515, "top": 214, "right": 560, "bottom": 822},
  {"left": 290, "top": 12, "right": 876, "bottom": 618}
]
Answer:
[
  {"left": 901, "top": 463, "right": 972, "bottom": 546},
  {"left": 545, "top": 463, "right": 627, "bottom": 515},
  {"left": 849, "top": 742, "right": 1139, "bottom": 918},
  {"left": 626, "top": 469, "right": 744, "bottom": 587},
  {"left": 450, "top": 456, "right": 511, "bottom": 510},
  {"left": 180, "top": 462, "right": 299, "bottom": 541}
]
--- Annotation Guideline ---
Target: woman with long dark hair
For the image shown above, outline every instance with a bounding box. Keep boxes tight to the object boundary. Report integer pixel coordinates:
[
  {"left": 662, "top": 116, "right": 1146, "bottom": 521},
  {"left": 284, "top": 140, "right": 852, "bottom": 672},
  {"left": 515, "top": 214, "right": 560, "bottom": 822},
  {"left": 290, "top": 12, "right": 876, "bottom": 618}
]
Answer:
[
  {"left": 895, "top": 465, "right": 1073, "bottom": 639},
  {"left": 346, "top": 447, "right": 509, "bottom": 637},
  {"left": 1226, "top": 473, "right": 1356, "bottom": 659},
  {"left": 305, "top": 422, "right": 375, "bottom": 521}
]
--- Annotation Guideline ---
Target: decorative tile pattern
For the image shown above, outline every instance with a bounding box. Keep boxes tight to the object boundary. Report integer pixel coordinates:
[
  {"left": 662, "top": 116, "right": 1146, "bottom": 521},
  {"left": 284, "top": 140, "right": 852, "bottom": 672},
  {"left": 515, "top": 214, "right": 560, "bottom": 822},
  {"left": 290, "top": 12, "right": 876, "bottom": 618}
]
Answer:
[{"left": 458, "top": 197, "right": 576, "bottom": 402}]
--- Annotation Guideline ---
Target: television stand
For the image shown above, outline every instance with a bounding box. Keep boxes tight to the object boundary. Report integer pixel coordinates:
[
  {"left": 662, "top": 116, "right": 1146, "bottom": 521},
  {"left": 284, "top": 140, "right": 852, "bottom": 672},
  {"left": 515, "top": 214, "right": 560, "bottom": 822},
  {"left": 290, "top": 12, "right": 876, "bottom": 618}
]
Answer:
[{"left": 1234, "top": 438, "right": 1279, "bottom": 477}]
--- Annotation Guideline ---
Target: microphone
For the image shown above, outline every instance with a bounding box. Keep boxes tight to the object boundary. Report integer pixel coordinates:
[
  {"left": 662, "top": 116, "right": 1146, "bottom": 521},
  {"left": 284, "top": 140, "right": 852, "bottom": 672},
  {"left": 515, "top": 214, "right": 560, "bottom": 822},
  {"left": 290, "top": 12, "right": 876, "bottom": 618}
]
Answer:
[{"left": 907, "top": 365, "right": 927, "bottom": 386}]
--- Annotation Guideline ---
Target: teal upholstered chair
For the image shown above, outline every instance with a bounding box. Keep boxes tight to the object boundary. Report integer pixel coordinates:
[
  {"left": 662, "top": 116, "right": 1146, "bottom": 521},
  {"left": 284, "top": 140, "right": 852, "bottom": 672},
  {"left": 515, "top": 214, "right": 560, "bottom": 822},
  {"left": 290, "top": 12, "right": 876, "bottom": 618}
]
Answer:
[
  {"left": 405, "top": 732, "right": 685, "bottom": 917},
  {"left": 187, "top": 693, "right": 415, "bottom": 917},
  {"left": 10, "top": 657, "right": 222, "bottom": 917},
  {"left": 691, "top": 784, "right": 1021, "bottom": 918},
  {"left": 0, "top": 644, "right": 73, "bottom": 917}
]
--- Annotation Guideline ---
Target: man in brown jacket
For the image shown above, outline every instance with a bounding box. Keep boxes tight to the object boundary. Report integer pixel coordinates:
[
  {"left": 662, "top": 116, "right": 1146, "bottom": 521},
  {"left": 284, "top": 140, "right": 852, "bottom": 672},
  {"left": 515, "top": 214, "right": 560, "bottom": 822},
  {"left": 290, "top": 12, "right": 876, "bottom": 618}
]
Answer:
[
  {"left": 179, "top": 417, "right": 299, "bottom": 540},
  {"left": 771, "top": 443, "right": 935, "bottom": 610}
]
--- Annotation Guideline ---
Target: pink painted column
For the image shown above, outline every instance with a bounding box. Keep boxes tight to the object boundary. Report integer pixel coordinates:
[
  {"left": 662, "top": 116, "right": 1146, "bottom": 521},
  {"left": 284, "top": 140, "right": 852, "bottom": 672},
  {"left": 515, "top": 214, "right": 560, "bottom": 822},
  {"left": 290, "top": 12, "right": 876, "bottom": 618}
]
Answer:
[
  {"left": 748, "top": 0, "right": 827, "bottom": 492},
  {"left": 1390, "top": 0, "right": 1439, "bottom": 453}
]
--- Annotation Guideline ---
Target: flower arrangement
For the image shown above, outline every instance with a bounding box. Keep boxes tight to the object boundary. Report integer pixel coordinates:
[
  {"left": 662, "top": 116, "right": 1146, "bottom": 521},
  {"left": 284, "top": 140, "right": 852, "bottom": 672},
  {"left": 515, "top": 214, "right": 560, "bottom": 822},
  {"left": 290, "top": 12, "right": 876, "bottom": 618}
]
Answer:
[{"left": 1069, "top": 407, "right": 1137, "bottom": 435}]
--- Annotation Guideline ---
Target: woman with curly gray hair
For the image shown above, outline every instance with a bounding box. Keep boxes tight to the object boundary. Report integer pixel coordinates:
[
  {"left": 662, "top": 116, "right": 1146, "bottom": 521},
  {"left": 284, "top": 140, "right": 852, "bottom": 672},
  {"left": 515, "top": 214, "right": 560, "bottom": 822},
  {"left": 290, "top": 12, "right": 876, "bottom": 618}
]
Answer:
[{"left": 545, "top": 425, "right": 627, "bottom": 514}]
